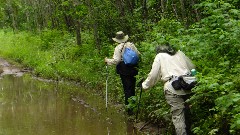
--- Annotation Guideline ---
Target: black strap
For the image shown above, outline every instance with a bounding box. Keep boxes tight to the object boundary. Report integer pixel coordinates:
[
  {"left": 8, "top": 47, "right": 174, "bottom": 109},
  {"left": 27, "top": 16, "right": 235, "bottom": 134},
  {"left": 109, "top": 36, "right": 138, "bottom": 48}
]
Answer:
[{"left": 120, "top": 43, "right": 126, "bottom": 54}]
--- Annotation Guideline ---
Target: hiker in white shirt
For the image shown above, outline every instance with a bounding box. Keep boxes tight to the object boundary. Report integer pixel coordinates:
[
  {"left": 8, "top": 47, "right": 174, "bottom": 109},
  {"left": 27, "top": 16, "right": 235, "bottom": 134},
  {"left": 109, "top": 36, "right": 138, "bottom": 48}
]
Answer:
[
  {"left": 105, "top": 31, "right": 140, "bottom": 115},
  {"left": 142, "top": 44, "right": 195, "bottom": 135}
]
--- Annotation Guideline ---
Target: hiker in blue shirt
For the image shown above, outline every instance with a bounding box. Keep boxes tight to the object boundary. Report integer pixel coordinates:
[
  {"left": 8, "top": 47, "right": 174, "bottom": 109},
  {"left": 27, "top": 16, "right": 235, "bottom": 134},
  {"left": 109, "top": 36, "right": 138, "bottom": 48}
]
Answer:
[{"left": 105, "top": 31, "right": 140, "bottom": 114}]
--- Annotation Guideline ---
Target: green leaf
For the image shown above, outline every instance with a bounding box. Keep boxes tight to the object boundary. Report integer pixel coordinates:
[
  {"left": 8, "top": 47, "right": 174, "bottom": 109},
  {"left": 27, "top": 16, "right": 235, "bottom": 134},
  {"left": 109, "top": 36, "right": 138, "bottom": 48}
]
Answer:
[{"left": 219, "top": 35, "right": 225, "bottom": 39}]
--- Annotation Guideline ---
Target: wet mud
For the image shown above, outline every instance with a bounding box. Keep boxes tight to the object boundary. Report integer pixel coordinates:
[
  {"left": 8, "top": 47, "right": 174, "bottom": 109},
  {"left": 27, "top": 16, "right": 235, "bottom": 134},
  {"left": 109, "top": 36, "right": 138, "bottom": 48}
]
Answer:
[{"left": 0, "top": 58, "right": 29, "bottom": 77}]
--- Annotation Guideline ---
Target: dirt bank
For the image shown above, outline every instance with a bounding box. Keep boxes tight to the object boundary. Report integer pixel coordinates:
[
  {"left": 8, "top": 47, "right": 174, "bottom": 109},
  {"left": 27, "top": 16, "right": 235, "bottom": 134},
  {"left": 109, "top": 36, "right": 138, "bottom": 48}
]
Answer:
[{"left": 0, "top": 58, "right": 29, "bottom": 77}]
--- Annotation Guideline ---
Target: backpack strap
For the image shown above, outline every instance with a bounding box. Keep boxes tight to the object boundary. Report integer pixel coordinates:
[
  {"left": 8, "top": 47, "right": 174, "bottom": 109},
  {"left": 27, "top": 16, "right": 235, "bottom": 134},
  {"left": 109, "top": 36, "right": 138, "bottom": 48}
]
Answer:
[
  {"left": 118, "top": 43, "right": 126, "bottom": 62},
  {"left": 120, "top": 43, "right": 125, "bottom": 52}
]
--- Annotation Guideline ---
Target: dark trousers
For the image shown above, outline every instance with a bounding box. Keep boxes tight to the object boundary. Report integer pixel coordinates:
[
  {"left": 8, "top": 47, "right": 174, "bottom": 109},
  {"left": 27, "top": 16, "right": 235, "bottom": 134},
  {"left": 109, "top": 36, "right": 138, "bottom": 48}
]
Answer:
[{"left": 120, "top": 74, "right": 136, "bottom": 105}]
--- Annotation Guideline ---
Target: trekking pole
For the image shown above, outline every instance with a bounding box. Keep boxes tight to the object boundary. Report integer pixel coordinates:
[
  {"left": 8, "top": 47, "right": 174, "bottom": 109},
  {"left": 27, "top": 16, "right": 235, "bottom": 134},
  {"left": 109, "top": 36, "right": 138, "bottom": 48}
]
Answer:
[
  {"left": 136, "top": 78, "right": 144, "bottom": 120},
  {"left": 105, "top": 64, "right": 109, "bottom": 110}
]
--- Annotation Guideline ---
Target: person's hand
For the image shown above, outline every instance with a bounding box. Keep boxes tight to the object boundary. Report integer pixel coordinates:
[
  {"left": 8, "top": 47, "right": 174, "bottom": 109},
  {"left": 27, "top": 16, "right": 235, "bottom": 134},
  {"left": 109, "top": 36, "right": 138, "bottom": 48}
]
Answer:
[{"left": 104, "top": 57, "right": 108, "bottom": 64}]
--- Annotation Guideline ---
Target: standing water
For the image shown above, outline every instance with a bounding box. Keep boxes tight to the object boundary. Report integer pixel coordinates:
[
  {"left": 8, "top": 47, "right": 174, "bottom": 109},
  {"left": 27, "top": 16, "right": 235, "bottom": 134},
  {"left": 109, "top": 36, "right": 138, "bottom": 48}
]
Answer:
[{"left": 0, "top": 74, "right": 144, "bottom": 135}]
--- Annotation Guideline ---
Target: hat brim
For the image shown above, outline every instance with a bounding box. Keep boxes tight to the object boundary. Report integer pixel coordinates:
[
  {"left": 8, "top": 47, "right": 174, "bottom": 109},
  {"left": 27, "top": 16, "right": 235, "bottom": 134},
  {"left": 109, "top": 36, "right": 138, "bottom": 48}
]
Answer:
[{"left": 112, "top": 35, "right": 129, "bottom": 43}]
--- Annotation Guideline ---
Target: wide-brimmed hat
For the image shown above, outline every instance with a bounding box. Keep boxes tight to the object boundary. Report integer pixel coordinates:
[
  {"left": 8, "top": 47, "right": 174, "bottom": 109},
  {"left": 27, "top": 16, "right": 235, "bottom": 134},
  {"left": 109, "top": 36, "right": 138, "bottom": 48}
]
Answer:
[{"left": 112, "top": 31, "right": 129, "bottom": 43}]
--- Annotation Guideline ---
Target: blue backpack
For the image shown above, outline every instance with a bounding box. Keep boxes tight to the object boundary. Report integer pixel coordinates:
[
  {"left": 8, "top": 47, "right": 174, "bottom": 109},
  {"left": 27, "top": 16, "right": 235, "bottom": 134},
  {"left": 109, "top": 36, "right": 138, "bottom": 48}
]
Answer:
[{"left": 123, "top": 47, "right": 139, "bottom": 65}]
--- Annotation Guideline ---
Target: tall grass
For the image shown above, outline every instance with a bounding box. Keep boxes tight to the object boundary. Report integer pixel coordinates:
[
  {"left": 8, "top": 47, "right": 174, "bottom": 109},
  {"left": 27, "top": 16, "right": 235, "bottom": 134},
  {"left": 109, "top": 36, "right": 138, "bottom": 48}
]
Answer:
[{"left": 0, "top": 29, "right": 105, "bottom": 88}]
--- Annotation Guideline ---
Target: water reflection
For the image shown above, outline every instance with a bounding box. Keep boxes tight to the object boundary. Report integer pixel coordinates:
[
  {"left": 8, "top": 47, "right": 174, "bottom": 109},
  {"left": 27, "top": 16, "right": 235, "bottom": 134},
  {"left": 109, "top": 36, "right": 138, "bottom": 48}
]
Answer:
[{"left": 0, "top": 75, "right": 143, "bottom": 135}]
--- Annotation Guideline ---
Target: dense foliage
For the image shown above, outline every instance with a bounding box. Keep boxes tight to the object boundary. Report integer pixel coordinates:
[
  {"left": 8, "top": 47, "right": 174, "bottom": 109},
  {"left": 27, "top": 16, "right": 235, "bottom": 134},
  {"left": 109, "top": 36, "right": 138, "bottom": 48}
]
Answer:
[{"left": 0, "top": 0, "right": 239, "bottom": 134}]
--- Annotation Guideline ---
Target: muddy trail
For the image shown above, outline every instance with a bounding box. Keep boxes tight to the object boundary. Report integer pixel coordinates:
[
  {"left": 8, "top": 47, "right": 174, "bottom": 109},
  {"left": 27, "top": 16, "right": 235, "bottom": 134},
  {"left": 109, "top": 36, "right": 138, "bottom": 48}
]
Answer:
[{"left": 0, "top": 58, "right": 163, "bottom": 135}]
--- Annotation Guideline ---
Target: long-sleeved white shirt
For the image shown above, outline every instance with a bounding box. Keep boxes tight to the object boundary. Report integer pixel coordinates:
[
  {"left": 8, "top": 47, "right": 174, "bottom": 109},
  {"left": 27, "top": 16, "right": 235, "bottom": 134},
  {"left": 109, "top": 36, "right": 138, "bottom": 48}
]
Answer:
[
  {"left": 105, "top": 42, "right": 140, "bottom": 65},
  {"left": 142, "top": 50, "right": 195, "bottom": 95}
]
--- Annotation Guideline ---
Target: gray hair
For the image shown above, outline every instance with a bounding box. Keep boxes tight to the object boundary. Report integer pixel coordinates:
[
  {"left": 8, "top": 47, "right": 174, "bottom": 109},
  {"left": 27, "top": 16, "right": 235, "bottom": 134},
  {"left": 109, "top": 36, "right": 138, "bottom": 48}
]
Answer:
[{"left": 155, "top": 43, "right": 176, "bottom": 55}]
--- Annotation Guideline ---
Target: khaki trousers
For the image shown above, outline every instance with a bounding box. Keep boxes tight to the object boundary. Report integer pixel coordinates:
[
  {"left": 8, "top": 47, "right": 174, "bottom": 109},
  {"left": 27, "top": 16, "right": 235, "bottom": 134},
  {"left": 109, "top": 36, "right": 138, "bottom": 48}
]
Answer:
[{"left": 164, "top": 90, "right": 191, "bottom": 135}]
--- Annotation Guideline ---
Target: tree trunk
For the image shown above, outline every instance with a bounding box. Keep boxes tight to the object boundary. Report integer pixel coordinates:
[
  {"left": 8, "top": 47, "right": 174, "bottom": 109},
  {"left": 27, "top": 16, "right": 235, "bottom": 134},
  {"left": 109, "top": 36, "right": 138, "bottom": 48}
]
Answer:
[
  {"left": 161, "top": 0, "right": 165, "bottom": 18},
  {"left": 115, "top": 0, "right": 125, "bottom": 17},
  {"left": 179, "top": 0, "right": 186, "bottom": 21},
  {"left": 86, "top": 0, "right": 100, "bottom": 50},
  {"left": 191, "top": 0, "right": 201, "bottom": 22},
  {"left": 142, "top": 0, "right": 147, "bottom": 19},
  {"left": 126, "top": 0, "right": 135, "bottom": 14},
  {"left": 93, "top": 22, "right": 100, "bottom": 51},
  {"left": 179, "top": 0, "right": 190, "bottom": 27},
  {"left": 172, "top": 1, "right": 179, "bottom": 20},
  {"left": 76, "top": 20, "right": 82, "bottom": 46}
]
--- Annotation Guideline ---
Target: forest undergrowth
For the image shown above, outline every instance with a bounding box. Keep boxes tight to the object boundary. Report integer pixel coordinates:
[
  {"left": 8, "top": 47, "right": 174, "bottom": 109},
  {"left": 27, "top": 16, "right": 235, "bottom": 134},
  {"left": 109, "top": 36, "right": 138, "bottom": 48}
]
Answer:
[{"left": 0, "top": 2, "right": 240, "bottom": 135}]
